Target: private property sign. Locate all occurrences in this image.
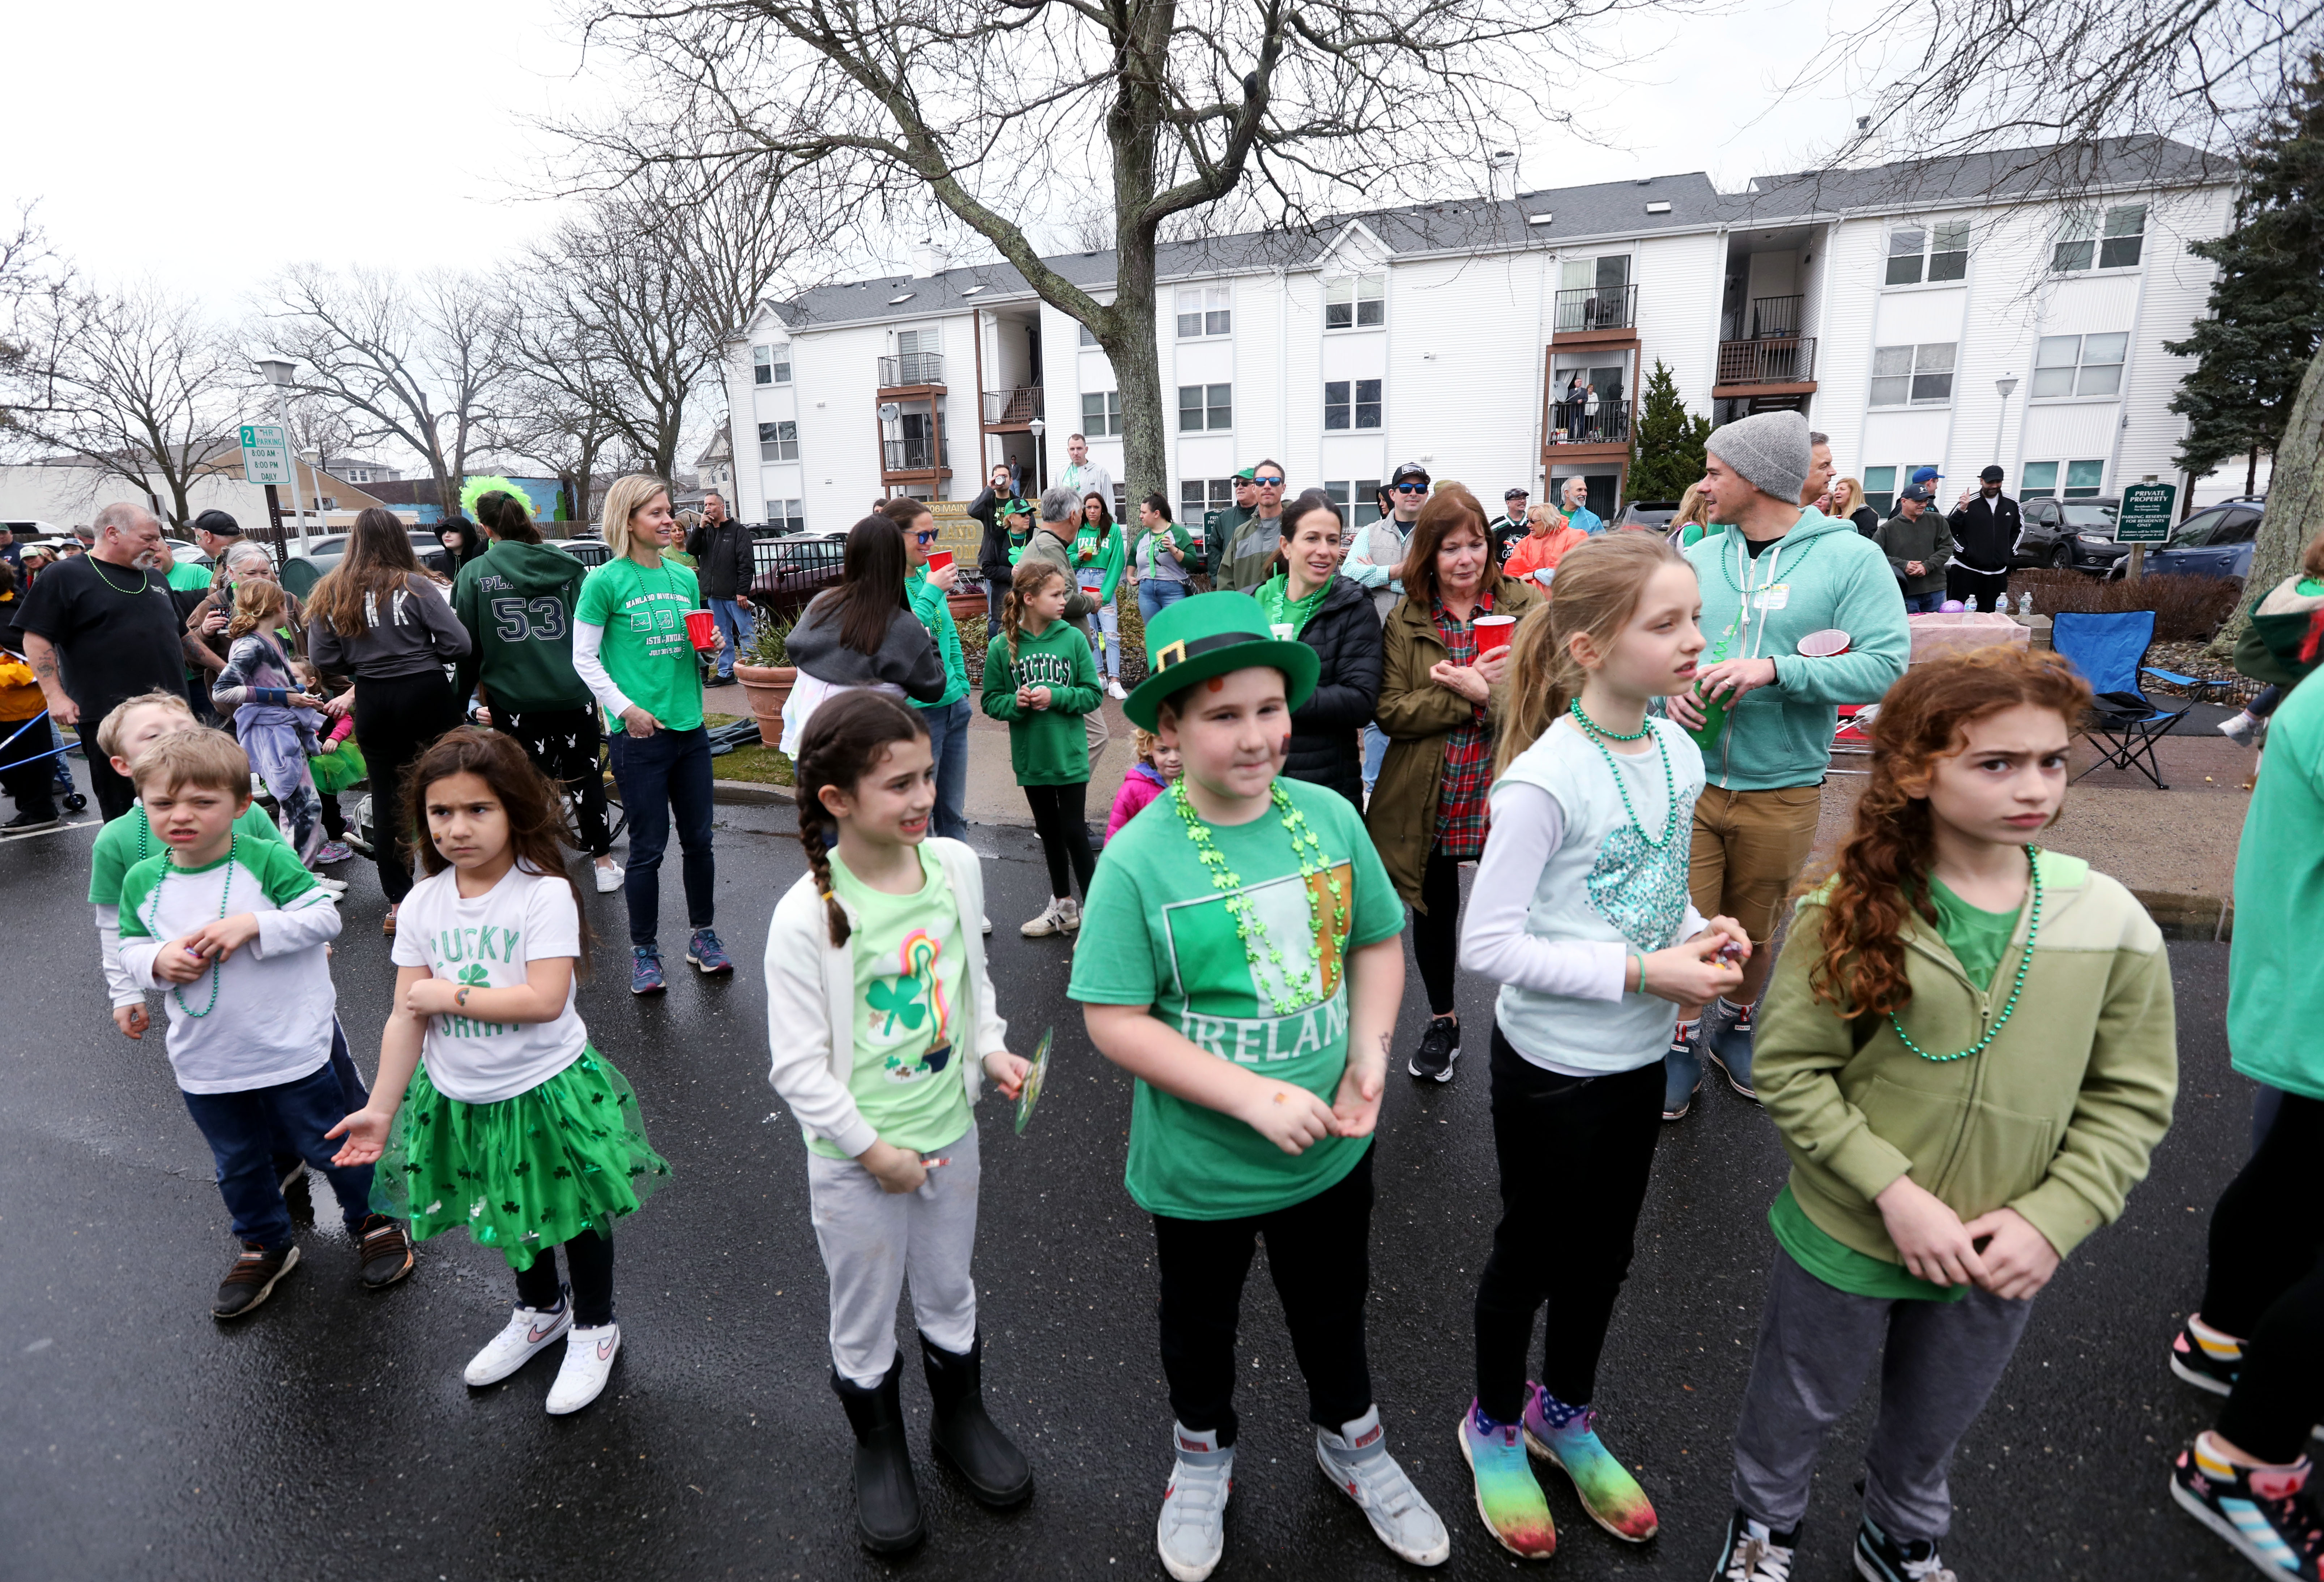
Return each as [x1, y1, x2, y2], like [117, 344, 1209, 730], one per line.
[2116, 482, 2176, 544]
[238, 424, 293, 487]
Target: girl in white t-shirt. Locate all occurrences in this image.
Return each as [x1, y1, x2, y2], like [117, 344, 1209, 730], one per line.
[330, 728, 669, 1416]
[1450, 535, 1751, 1559]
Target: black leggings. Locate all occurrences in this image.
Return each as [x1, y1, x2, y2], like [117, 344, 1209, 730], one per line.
[1154, 1147, 1374, 1445]
[1413, 845, 1464, 1017]
[498, 705, 612, 857]
[513, 1227, 615, 1328]
[1474, 1030, 1663, 1420]
[352, 670, 461, 904]
[2202, 1091, 2324, 1463]
[1023, 781, 1096, 899]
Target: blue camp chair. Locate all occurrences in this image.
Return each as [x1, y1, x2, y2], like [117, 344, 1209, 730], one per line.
[2051, 610, 2185, 788]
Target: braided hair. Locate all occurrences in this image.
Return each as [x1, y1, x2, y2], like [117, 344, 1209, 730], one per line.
[790, 689, 932, 946]
[1003, 557, 1068, 669]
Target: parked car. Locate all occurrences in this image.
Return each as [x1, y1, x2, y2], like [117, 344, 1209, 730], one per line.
[1617, 501, 1682, 530]
[2131, 501, 2264, 580]
[280, 529, 458, 598]
[748, 530, 848, 621]
[2014, 496, 2128, 572]
[544, 538, 611, 569]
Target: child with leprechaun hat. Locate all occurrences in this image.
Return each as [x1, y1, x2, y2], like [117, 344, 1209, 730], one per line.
[1070, 591, 1451, 1581]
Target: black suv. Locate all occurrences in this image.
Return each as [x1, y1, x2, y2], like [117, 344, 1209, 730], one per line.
[2013, 496, 2128, 573]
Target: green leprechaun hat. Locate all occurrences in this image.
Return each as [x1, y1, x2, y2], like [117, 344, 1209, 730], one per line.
[1123, 590, 1319, 730]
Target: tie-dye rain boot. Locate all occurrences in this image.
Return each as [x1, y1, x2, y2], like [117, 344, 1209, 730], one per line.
[1456, 1398, 1557, 1559]
[1521, 1382, 1658, 1542]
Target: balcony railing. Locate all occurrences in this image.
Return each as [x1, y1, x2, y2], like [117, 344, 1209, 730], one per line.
[1552, 285, 1638, 334]
[981, 385, 1044, 425]
[1747, 294, 1803, 339]
[882, 437, 949, 473]
[1545, 398, 1633, 445]
[877, 352, 944, 388]
[1715, 336, 1818, 386]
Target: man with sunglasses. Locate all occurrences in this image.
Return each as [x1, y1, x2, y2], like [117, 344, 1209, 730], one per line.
[1203, 466, 1261, 581]
[1215, 462, 1289, 593]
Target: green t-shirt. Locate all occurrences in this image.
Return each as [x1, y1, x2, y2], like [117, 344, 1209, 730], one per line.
[806, 844, 975, 1160]
[89, 799, 286, 906]
[165, 561, 215, 593]
[1068, 777, 1404, 1219]
[576, 556, 705, 734]
[1928, 876, 2021, 990]
[1769, 1184, 1968, 1303]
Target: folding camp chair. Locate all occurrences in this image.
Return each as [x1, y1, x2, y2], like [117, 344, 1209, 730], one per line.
[2051, 610, 2185, 788]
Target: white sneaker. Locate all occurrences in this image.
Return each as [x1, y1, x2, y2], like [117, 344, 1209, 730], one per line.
[312, 875, 348, 897]
[1156, 1423, 1234, 1582]
[545, 1321, 621, 1414]
[2219, 711, 2258, 745]
[594, 858, 624, 893]
[981, 914, 993, 935]
[464, 1298, 573, 1386]
[1316, 1407, 1451, 1566]
[1107, 679, 1129, 700]
[1020, 899, 1068, 937]
[1059, 897, 1083, 932]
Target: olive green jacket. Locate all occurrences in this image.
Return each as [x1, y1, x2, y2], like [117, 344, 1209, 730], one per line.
[1363, 573, 1542, 907]
[1758, 850, 2177, 1266]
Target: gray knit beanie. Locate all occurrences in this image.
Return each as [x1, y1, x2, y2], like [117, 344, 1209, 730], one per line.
[1704, 409, 1812, 505]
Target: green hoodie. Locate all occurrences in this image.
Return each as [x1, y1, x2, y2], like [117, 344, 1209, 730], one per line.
[906, 565, 969, 710]
[980, 617, 1099, 785]
[1681, 508, 1911, 790]
[453, 540, 593, 712]
[1758, 850, 2177, 1266]
[1070, 522, 1127, 604]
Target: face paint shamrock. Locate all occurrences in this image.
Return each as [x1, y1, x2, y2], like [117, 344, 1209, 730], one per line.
[867, 972, 928, 1036]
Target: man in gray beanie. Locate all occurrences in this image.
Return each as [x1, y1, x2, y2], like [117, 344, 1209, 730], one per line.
[1659, 408, 1910, 1120]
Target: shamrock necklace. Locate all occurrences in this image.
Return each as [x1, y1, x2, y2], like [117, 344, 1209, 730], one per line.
[141, 832, 238, 1018]
[1569, 698, 1679, 848]
[1888, 846, 2042, 1063]
[1170, 780, 1348, 1015]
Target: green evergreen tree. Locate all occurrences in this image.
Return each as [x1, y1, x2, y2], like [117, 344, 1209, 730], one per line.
[1626, 359, 1713, 502]
[2166, 56, 2324, 492]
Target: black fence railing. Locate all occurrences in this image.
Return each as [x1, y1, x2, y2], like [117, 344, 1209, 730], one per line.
[981, 385, 1044, 425]
[882, 437, 949, 472]
[1553, 285, 1638, 334]
[1748, 294, 1804, 338]
[1545, 397, 1633, 445]
[877, 352, 944, 387]
[1716, 336, 1818, 386]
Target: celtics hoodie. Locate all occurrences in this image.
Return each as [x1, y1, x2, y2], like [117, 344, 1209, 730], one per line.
[453, 540, 593, 712]
[979, 617, 1099, 785]
[1681, 508, 1911, 791]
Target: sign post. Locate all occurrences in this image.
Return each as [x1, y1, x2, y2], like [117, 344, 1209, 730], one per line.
[2115, 480, 2175, 582]
[241, 423, 310, 556]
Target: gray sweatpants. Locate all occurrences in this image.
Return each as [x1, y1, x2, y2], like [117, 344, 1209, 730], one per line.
[1731, 1245, 2035, 1542]
[806, 1119, 981, 1387]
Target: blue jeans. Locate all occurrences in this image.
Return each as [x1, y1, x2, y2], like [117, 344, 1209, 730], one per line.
[610, 724, 716, 949]
[1138, 577, 1190, 623]
[708, 597, 754, 680]
[1361, 723, 1388, 795]
[921, 694, 973, 842]
[182, 1060, 378, 1250]
[1086, 600, 1122, 679]
[1902, 590, 1945, 613]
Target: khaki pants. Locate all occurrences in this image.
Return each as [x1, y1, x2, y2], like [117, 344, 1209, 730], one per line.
[1689, 783, 1823, 1006]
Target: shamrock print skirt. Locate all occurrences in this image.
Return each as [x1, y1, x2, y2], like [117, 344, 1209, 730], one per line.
[371, 1048, 670, 1271]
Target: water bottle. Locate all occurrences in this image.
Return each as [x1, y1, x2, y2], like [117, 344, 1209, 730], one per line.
[2019, 590, 2035, 616]
[1964, 594, 1980, 613]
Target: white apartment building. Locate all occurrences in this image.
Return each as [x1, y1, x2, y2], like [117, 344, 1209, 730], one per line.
[721, 137, 2238, 536]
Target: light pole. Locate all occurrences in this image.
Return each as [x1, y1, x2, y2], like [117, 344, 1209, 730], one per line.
[1027, 416, 1046, 493]
[254, 358, 312, 557]
[1991, 373, 2018, 476]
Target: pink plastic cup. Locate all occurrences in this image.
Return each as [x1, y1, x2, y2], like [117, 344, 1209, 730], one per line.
[684, 610, 717, 651]
[1473, 614, 1517, 655]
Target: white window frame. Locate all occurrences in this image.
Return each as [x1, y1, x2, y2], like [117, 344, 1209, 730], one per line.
[1179, 478, 1234, 545]
[1323, 378, 1383, 432]
[1080, 390, 1124, 436]
[1324, 273, 1385, 329]
[766, 497, 806, 533]
[757, 420, 798, 462]
[1175, 284, 1232, 339]
[2030, 332, 2129, 399]
[1177, 382, 1233, 432]
[1868, 343, 1957, 408]
[1882, 219, 1970, 286]
[1322, 480, 1385, 528]
[752, 344, 791, 385]
[2051, 204, 2148, 273]
[2022, 459, 2107, 499]
[1859, 463, 1940, 514]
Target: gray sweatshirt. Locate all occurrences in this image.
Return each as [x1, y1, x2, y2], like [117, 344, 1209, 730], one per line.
[787, 594, 948, 702]
[306, 573, 472, 680]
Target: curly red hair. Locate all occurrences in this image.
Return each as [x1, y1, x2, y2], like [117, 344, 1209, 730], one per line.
[1806, 646, 2092, 1017]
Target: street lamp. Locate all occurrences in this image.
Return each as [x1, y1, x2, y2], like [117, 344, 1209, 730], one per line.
[254, 357, 313, 557]
[1027, 416, 1046, 493]
[1992, 374, 2018, 476]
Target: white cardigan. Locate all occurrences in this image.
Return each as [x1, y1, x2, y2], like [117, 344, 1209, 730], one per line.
[762, 836, 1009, 1158]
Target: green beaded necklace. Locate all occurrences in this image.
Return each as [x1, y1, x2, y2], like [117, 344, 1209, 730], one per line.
[1569, 698, 1678, 848]
[1886, 846, 2042, 1063]
[140, 832, 238, 1019]
[1169, 780, 1349, 1014]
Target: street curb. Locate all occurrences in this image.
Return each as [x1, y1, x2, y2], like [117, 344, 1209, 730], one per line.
[712, 778, 793, 807]
[2136, 889, 2234, 942]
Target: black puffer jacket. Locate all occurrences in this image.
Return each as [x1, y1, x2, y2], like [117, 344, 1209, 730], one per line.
[1283, 573, 1383, 807]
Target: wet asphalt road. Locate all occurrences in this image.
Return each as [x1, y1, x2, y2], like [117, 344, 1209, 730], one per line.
[1, 794, 2252, 1581]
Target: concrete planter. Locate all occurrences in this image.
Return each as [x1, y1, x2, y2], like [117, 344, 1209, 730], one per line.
[731, 662, 796, 749]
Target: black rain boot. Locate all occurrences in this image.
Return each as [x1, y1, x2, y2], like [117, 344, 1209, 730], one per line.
[832, 1364, 926, 1552]
[921, 1331, 1034, 1507]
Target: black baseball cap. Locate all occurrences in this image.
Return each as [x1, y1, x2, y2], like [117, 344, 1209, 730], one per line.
[1504, 487, 1529, 501]
[1391, 462, 1430, 487]
[1979, 465, 2005, 483]
[190, 509, 243, 537]
[1900, 485, 1934, 503]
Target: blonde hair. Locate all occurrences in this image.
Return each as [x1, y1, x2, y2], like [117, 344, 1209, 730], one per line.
[95, 689, 193, 759]
[1672, 480, 1711, 529]
[1002, 557, 1068, 667]
[1830, 477, 1865, 518]
[1497, 534, 1689, 774]
[600, 474, 673, 559]
[128, 726, 250, 798]
[226, 577, 286, 640]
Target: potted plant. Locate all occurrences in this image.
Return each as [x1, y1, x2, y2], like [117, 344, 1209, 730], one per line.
[731, 612, 797, 749]
[946, 572, 988, 625]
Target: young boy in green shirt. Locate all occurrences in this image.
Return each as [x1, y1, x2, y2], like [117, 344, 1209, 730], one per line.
[1070, 591, 1451, 1581]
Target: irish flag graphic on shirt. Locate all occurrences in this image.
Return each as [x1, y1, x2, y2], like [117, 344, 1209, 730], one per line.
[1159, 861, 1355, 1064]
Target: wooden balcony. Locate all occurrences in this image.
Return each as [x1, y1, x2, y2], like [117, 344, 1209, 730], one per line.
[981, 385, 1043, 429]
[1713, 335, 1818, 400]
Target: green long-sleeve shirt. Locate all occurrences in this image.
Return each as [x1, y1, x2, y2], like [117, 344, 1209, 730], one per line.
[980, 618, 1099, 785]
[906, 566, 969, 709]
[1070, 522, 1127, 604]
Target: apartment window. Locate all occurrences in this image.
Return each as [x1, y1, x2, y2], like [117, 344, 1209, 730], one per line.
[767, 497, 805, 533]
[1322, 480, 1384, 529]
[1177, 382, 1232, 432]
[1180, 478, 1235, 548]
[2031, 332, 2128, 398]
[757, 420, 798, 462]
[1079, 322, 1098, 346]
[2052, 204, 2148, 272]
[752, 345, 791, 385]
[1080, 390, 1124, 436]
[1884, 220, 1970, 285]
[1176, 285, 1232, 338]
[1323, 378, 1383, 431]
[1325, 273, 1385, 329]
[2022, 460, 2107, 499]
[1859, 463, 1939, 514]
[1869, 343, 1956, 406]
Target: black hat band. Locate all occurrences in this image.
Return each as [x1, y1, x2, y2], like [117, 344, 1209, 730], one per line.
[1152, 629, 1269, 674]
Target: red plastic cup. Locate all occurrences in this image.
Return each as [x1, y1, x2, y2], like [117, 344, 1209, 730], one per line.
[925, 548, 954, 573]
[684, 610, 717, 650]
[1473, 614, 1517, 654]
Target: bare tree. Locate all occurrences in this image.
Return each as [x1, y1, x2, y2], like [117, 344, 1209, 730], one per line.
[256, 265, 512, 523]
[0, 204, 69, 444]
[281, 390, 363, 476]
[564, 0, 1670, 508]
[494, 352, 632, 528]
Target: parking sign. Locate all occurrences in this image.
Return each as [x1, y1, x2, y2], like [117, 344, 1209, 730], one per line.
[2116, 483, 2176, 544]
[239, 424, 293, 487]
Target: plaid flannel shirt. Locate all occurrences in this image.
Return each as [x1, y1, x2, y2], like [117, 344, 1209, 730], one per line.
[1431, 591, 1494, 859]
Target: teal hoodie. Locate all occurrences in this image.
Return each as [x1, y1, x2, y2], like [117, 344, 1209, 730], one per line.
[1070, 522, 1126, 603]
[907, 565, 970, 710]
[1681, 508, 1909, 791]
[453, 539, 593, 712]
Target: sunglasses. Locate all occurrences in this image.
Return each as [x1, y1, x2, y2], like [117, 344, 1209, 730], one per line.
[1395, 483, 1429, 494]
[1252, 476, 1284, 487]
[913, 530, 939, 544]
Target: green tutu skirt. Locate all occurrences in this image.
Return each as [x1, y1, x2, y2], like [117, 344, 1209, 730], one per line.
[371, 1047, 670, 1271]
